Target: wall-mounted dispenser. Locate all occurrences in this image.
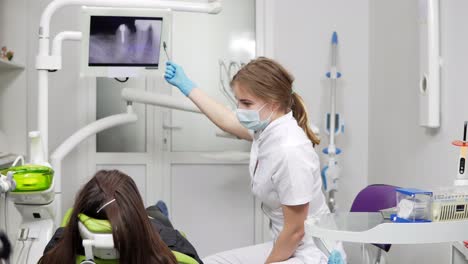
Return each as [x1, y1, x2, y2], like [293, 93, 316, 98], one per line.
[418, 0, 441, 128]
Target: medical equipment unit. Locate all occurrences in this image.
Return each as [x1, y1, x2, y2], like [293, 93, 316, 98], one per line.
[80, 7, 172, 77]
[429, 121, 468, 222]
[390, 186, 468, 223]
[392, 188, 433, 223]
[0, 165, 56, 263]
[389, 123, 468, 223]
[432, 186, 468, 222]
[392, 186, 468, 223]
[0, 132, 56, 263]
[453, 121, 468, 186]
[0, 1, 221, 263]
[391, 186, 468, 223]
[321, 31, 345, 213]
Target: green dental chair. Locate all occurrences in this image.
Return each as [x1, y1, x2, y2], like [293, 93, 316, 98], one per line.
[61, 208, 200, 264]
[2, 165, 199, 264]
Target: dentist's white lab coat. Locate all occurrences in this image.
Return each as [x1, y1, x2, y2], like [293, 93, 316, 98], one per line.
[251, 111, 330, 263]
[204, 112, 336, 264]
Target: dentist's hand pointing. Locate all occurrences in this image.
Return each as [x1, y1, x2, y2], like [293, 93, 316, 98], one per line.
[164, 61, 196, 96]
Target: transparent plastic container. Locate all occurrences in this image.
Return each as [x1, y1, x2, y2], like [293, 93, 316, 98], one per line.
[1, 164, 54, 192]
[395, 188, 433, 222]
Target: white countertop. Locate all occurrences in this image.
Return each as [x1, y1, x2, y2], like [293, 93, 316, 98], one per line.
[306, 212, 468, 244]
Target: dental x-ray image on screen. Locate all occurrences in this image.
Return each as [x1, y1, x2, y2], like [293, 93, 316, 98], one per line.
[89, 16, 162, 67]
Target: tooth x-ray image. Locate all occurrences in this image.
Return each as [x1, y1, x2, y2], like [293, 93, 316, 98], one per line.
[89, 16, 163, 67]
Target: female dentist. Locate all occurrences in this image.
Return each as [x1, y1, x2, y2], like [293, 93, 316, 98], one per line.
[164, 57, 344, 264]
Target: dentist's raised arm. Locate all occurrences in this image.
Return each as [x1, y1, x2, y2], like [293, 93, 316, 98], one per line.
[164, 61, 252, 141]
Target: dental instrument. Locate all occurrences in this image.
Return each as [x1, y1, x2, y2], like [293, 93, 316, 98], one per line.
[321, 31, 344, 212]
[163, 41, 171, 61]
[453, 121, 468, 186]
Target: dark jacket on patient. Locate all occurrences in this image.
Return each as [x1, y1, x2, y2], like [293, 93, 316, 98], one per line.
[44, 217, 203, 263]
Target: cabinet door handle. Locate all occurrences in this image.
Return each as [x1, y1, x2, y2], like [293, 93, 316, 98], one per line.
[163, 125, 182, 130]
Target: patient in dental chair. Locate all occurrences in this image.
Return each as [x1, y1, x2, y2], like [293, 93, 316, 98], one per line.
[40, 170, 203, 264]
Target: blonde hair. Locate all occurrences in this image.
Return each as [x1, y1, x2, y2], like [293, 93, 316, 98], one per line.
[231, 57, 320, 145]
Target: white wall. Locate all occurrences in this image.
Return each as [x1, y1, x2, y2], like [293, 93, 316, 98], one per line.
[369, 0, 468, 263]
[0, 0, 28, 156]
[271, 0, 370, 213]
[269, 2, 369, 262]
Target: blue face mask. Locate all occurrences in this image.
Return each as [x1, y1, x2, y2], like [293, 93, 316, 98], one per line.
[236, 104, 274, 131]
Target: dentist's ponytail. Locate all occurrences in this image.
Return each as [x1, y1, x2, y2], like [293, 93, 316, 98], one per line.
[231, 57, 320, 146]
[291, 92, 320, 145]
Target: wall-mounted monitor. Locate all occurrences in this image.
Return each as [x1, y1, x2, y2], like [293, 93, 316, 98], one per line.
[80, 7, 171, 77]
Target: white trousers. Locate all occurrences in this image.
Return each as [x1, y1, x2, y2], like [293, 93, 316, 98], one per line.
[202, 242, 320, 264]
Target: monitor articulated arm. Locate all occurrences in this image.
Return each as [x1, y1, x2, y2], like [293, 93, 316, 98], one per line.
[121, 88, 202, 114]
[36, 0, 221, 161]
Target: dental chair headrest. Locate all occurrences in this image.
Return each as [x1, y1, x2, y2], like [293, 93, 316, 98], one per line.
[78, 214, 118, 260]
[78, 214, 112, 234]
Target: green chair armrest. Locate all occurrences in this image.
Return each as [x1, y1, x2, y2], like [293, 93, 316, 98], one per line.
[61, 208, 73, 227]
[76, 251, 199, 264]
[173, 251, 199, 264]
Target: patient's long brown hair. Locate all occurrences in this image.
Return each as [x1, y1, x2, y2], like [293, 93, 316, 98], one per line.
[40, 170, 177, 264]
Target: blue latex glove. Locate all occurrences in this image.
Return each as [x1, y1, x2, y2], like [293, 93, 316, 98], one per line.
[328, 250, 344, 264]
[164, 61, 196, 96]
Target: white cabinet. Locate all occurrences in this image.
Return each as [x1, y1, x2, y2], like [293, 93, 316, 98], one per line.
[171, 164, 255, 257]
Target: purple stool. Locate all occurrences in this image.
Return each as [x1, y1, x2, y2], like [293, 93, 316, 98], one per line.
[350, 184, 399, 252]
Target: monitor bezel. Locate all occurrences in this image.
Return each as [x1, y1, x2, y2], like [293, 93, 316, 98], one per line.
[80, 6, 172, 77]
